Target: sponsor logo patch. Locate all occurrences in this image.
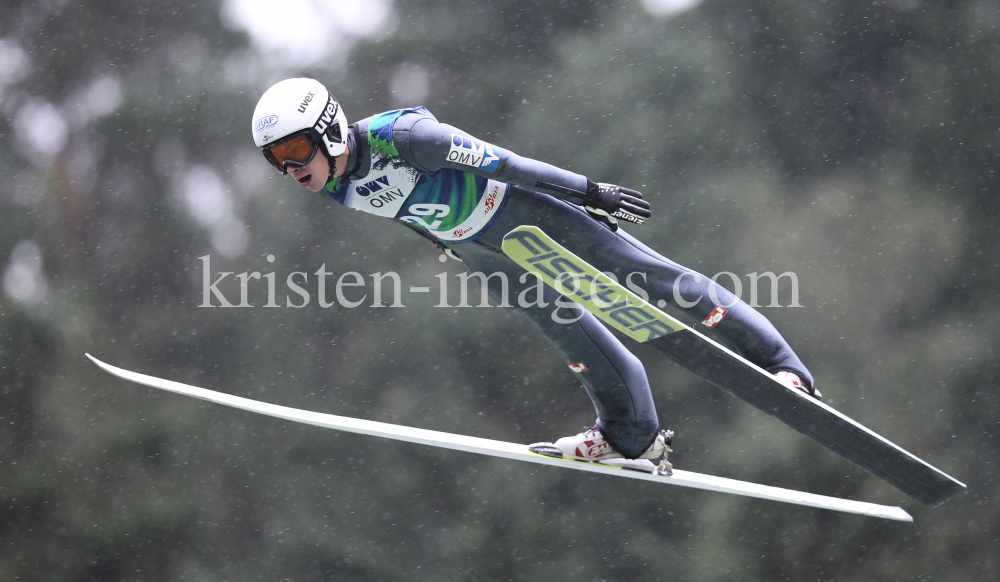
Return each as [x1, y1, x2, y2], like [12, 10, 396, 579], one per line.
[701, 305, 727, 328]
[253, 115, 278, 133]
[447, 134, 500, 172]
[451, 225, 474, 238]
[484, 184, 500, 215]
[355, 175, 390, 197]
[568, 362, 588, 373]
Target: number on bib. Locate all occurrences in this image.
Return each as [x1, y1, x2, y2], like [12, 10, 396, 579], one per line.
[401, 203, 451, 230]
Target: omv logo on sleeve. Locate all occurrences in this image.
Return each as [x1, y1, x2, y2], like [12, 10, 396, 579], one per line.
[253, 115, 279, 133]
[446, 134, 500, 172]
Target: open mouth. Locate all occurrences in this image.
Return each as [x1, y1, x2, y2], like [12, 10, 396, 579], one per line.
[297, 174, 312, 186]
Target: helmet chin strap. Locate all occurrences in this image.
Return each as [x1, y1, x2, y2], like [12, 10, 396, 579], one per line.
[322, 134, 339, 185]
[326, 154, 337, 185]
[322, 127, 358, 185]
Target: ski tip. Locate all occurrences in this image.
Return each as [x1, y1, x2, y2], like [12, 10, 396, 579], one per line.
[85, 353, 117, 375]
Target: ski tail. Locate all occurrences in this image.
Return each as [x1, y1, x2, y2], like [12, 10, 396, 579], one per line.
[500, 225, 965, 506]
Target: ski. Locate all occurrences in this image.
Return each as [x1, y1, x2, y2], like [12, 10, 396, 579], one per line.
[87, 354, 910, 521]
[501, 225, 965, 506]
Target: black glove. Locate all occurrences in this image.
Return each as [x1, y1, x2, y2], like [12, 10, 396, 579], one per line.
[584, 180, 651, 226]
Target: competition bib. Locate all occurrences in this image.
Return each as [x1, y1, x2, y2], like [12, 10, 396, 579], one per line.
[325, 108, 508, 242]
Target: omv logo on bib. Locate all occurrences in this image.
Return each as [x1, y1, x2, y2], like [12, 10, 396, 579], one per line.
[447, 134, 500, 172]
[253, 115, 279, 133]
[355, 175, 391, 196]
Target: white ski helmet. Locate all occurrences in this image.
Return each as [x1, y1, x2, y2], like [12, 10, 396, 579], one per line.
[251, 78, 349, 172]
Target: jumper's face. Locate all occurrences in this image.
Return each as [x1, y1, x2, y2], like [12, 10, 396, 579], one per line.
[287, 151, 331, 192]
[285, 144, 350, 192]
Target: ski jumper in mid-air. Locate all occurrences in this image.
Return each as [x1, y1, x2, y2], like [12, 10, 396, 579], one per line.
[250, 78, 818, 463]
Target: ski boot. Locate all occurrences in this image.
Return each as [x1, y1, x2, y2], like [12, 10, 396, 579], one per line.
[529, 427, 674, 475]
[774, 371, 822, 400]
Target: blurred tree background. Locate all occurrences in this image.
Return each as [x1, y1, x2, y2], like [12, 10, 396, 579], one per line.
[1, 0, 998, 580]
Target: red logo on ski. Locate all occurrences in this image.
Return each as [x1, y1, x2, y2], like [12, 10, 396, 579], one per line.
[568, 362, 588, 373]
[701, 305, 727, 328]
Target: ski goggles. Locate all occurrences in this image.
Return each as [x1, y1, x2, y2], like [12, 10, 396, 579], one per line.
[261, 132, 319, 174]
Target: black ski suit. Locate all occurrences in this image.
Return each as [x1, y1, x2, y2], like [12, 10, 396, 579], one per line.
[323, 107, 814, 458]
